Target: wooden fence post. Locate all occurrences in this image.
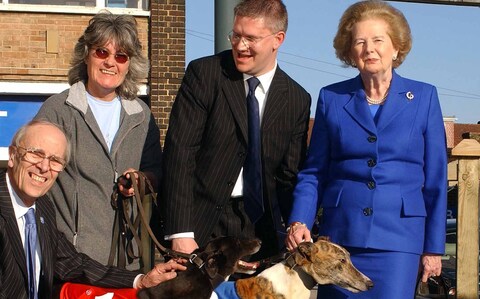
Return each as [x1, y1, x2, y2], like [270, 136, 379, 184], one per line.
[451, 139, 480, 298]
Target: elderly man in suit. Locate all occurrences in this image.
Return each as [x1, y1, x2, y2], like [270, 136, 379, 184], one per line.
[161, 0, 311, 260]
[0, 120, 185, 299]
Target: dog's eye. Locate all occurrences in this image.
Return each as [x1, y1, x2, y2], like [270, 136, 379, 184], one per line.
[340, 258, 346, 264]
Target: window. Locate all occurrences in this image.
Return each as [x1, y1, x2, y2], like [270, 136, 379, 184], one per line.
[3, 0, 148, 10]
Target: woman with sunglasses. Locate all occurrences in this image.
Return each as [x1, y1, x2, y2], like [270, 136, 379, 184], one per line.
[34, 11, 162, 271]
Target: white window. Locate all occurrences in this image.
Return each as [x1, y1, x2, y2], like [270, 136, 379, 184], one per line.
[1, 0, 148, 11]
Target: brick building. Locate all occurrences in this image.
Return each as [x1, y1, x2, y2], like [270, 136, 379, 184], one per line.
[0, 0, 185, 164]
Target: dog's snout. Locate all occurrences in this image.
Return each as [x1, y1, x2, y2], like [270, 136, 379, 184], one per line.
[366, 280, 374, 290]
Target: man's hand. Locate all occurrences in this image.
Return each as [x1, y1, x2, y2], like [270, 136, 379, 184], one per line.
[285, 222, 311, 251]
[136, 260, 187, 289]
[420, 254, 442, 283]
[172, 238, 199, 254]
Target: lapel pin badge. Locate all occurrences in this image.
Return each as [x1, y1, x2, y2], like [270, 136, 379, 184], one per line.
[406, 91, 414, 101]
[40, 217, 45, 224]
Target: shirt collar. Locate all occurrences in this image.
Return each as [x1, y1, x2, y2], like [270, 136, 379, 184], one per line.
[6, 172, 35, 221]
[243, 61, 277, 94]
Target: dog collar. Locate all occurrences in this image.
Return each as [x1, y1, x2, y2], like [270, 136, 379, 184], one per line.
[285, 252, 298, 269]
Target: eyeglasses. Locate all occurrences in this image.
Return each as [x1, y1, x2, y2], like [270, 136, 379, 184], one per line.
[16, 146, 66, 172]
[93, 48, 129, 64]
[227, 31, 277, 49]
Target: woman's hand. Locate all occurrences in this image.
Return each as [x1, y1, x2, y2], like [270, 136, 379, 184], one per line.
[420, 254, 442, 283]
[285, 222, 311, 251]
[117, 168, 138, 197]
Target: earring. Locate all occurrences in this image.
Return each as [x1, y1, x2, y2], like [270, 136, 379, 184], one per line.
[393, 55, 398, 61]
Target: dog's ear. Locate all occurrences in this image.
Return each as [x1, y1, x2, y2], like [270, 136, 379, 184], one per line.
[205, 255, 219, 278]
[295, 242, 317, 264]
[317, 236, 330, 242]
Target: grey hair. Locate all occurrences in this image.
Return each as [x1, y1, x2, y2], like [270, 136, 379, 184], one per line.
[11, 120, 71, 164]
[68, 11, 148, 100]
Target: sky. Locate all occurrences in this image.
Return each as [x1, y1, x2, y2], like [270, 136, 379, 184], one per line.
[185, 0, 480, 124]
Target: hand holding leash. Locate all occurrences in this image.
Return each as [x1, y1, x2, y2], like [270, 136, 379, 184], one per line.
[117, 168, 138, 197]
[172, 238, 199, 254]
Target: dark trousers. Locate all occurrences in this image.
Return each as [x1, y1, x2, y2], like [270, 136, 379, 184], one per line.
[210, 197, 280, 261]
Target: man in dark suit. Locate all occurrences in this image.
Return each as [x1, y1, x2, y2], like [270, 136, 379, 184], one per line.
[161, 0, 311, 259]
[0, 120, 185, 299]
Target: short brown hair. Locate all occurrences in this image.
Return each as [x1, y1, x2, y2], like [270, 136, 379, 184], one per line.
[234, 0, 288, 33]
[333, 0, 412, 68]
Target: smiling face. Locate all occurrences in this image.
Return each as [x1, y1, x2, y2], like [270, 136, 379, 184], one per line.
[7, 124, 67, 207]
[350, 18, 398, 78]
[231, 16, 284, 77]
[86, 41, 130, 101]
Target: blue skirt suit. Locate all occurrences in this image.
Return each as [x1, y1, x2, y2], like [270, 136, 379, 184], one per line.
[289, 71, 447, 298]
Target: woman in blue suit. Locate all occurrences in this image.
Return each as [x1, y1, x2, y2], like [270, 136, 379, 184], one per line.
[285, 1, 447, 298]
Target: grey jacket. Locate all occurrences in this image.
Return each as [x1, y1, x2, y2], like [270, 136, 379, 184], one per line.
[34, 81, 162, 269]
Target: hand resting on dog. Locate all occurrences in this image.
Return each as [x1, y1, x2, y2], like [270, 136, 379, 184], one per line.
[135, 260, 187, 289]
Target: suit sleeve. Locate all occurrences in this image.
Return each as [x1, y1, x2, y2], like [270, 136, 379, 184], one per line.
[422, 86, 447, 254]
[289, 88, 330, 228]
[139, 112, 163, 189]
[37, 197, 139, 287]
[54, 231, 139, 287]
[276, 88, 311, 223]
[161, 60, 210, 235]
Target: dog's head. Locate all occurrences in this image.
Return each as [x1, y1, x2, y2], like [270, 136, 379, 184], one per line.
[195, 236, 262, 279]
[137, 236, 261, 299]
[293, 237, 373, 293]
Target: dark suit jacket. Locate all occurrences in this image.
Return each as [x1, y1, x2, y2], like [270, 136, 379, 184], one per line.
[161, 50, 311, 247]
[289, 71, 447, 255]
[0, 171, 138, 299]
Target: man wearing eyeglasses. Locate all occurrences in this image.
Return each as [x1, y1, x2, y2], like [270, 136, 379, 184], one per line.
[161, 0, 311, 261]
[0, 120, 186, 299]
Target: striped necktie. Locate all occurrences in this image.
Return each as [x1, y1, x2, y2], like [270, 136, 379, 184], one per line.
[243, 76, 264, 223]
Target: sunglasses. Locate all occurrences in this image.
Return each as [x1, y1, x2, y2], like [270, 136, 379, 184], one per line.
[93, 48, 129, 64]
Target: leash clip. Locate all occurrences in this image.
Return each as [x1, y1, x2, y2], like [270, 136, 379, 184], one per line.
[189, 253, 205, 269]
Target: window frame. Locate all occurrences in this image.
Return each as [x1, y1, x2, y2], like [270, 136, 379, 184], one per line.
[0, 0, 149, 15]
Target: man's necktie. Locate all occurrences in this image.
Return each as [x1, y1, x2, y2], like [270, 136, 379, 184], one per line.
[243, 77, 264, 224]
[24, 208, 37, 299]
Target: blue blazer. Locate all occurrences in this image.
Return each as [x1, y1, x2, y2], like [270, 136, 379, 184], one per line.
[289, 71, 447, 255]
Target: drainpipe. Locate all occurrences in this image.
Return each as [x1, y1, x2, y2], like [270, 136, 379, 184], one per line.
[215, 0, 240, 53]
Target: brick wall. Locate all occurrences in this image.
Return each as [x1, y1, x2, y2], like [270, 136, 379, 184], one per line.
[149, 0, 185, 143]
[0, 12, 149, 82]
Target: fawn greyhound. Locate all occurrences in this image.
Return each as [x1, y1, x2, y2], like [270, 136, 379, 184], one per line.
[235, 237, 374, 299]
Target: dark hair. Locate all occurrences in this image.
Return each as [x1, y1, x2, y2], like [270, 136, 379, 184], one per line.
[334, 0, 412, 68]
[234, 0, 288, 33]
[68, 11, 148, 100]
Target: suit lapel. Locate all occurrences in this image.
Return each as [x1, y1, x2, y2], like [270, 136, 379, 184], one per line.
[262, 68, 289, 132]
[0, 171, 29, 278]
[35, 196, 50, 281]
[221, 59, 249, 142]
[344, 76, 377, 134]
[376, 71, 410, 132]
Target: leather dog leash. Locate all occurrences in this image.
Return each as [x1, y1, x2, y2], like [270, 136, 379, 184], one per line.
[110, 171, 220, 282]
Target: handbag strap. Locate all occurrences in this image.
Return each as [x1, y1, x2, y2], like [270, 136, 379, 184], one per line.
[415, 274, 449, 299]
